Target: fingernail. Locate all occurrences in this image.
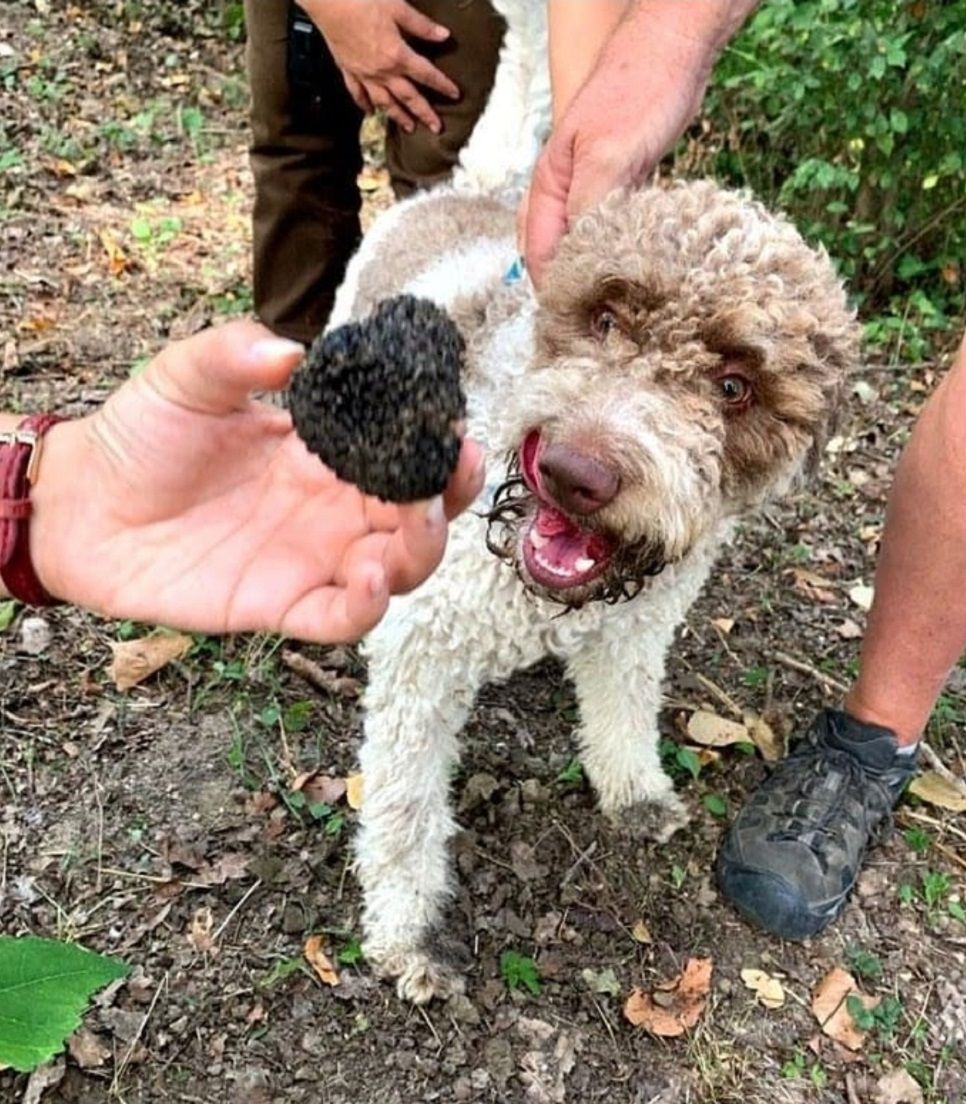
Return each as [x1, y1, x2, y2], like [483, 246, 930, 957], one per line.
[425, 496, 445, 529]
[431, 121, 442, 135]
[433, 24, 450, 39]
[251, 337, 304, 363]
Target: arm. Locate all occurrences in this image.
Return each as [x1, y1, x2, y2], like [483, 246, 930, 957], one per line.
[524, 0, 761, 286]
[548, 0, 631, 123]
[1, 322, 484, 643]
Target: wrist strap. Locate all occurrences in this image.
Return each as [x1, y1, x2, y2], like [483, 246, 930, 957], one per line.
[0, 414, 66, 606]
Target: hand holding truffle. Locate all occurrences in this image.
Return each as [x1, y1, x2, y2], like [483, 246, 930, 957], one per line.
[20, 321, 484, 642]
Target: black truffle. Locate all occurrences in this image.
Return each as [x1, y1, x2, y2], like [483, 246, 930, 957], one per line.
[288, 295, 467, 503]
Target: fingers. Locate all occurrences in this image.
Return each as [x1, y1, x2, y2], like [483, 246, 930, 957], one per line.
[392, 1, 450, 45]
[442, 437, 486, 520]
[388, 75, 442, 134]
[147, 320, 304, 416]
[400, 49, 460, 101]
[344, 72, 373, 113]
[283, 565, 391, 645]
[522, 135, 574, 290]
[366, 81, 417, 133]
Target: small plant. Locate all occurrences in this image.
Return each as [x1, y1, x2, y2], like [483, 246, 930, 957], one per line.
[781, 1048, 827, 1087]
[257, 956, 307, 989]
[845, 946, 883, 981]
[556, 758, 584, 786]
[660, 738, 702, 782]
[500, 950, 541, 995]
[903, 825, 932, 854]
[670, 863, 688, 891]
[847, 993, 903, 1040]
[741, 666, 770, 689]
[337, 938, 364, 966]
[702, 792, 728, 818]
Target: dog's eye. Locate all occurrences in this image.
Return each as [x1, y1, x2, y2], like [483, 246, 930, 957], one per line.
[718, 373, 753, 409]
[590, 307, 618, 339]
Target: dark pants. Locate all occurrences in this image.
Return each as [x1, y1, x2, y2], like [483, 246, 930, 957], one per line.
[244, 0, 505, 342]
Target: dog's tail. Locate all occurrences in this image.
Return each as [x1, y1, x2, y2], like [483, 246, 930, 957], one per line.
[451, 0, 550, 196]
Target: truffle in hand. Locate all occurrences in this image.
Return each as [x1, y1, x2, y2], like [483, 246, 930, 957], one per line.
[288, 295, 467, 503]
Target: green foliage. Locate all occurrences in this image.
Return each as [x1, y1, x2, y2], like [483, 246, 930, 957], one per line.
[556, 758, 584, 786]
[0, 600, 16, 632]
[847, 993, 903, 1040]
[0, 937, 129, 1072]
[694, 0, 965, 329]
[337, 938, 364, 966]
[903, 825, 932, 854]
[500, 950, 541, 995]
[845, 946, 883, 981]
[702, 792, 728, 818]
[660, 738, 703, 782]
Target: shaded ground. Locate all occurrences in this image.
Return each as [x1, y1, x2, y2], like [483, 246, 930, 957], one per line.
[1, 5, 964, 1102]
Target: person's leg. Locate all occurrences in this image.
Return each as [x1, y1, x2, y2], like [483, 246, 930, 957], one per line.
[846, 331, 966, 744]
[718, 331, 966, 938]
[245, 0, 363, 342]
[385, 0, 506, 197]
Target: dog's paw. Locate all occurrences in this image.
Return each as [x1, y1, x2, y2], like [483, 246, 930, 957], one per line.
[607, 790, 692, 843]
[366, 936, 471, 1005]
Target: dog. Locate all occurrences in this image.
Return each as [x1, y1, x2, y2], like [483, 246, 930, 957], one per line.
[323, 4, 858, 1005]
[329, 177, 858, 1004]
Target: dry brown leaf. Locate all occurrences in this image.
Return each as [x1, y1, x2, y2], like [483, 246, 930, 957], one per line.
[67, 1028, 112, 1069]
[623, 957, 712, 1036]
[849, 583, 875, 612]
[304, 934, 340, 986]
[907, 771, 966, 813]
[790, 567, 838, 605]
[744, 712, 785, 762]
[196, 852, 249, 886]
[345, 773, 365, 810]
[835, 618, 864, 640]
[875, 1068, 925, 1104]
[740, 967, 785, 1009]
[187, 906, 216, 955]
[687, 710, 749, 748]
[711, 617, 735, 634]
[631, 919, 653, 944]
[292, 772, 347, 807]
[109, 633, 193, 690]
[811, 967, 878, 1051]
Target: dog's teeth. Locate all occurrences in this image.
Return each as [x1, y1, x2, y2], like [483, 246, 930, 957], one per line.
[529, 528, 548, 549]
[575, 557, 596, 573]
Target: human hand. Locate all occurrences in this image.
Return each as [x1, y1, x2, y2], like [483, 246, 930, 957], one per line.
[30, 322, 485, 643]
[301, 0, 459, 134]
[523, 1, 757, 287]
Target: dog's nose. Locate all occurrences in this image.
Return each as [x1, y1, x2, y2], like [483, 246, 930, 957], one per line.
[538, 444, 620, 514]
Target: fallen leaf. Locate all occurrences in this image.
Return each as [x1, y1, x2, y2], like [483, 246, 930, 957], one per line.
[623, 957, 712, 1036]
[835, 618, 864, 640]
[23, 1058, 65, 1104]
[109, 632, 193, 690]
[743, 712, 785, 762]
[790, 567, 838, 605]
[345, 773, 364, 810]
[687, 710, 749, 748]
[196, 852, 250, 886]
[581, 967, 621, 996]
[630, 920, 653, 944]
[292, 772, 346, 806]
[875, 1068, 925, 1104]
[304, 935, 339, 986]
[187, 906, 216, 955]
[811, 968, 878, 1051]
[848, 583, 874, 612]
[67, 1027, 112, 1069]
[99, 229, 132, 276]
[741, 967, 786, 1009]
[907, 771, 966, 813]
[19, 615, 52, 656]
[711, 617, 735, 634]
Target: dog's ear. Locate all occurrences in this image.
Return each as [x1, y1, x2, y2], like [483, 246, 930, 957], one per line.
[799, 326, 860, 480]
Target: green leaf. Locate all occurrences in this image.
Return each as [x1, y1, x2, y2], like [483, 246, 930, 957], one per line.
[556, 758, 584, 786]
[337, 938, 364, 966]
[0, 600, 17, 633]
[702, 793, 728, 818]
[0, 937, 129, 1072]
[676, 746, 702, 781]
[129, 217, 152, 241]
[500, 950, 541, 995]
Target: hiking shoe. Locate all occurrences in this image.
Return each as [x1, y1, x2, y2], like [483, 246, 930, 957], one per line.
[716, 708, 918, 939]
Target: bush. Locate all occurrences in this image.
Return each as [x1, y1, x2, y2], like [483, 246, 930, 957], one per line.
[683, 0, 965, 329]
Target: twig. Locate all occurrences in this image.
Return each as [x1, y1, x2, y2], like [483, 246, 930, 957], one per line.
[694, 672, 743, 719]
[111, 970, 169, 1097]
[417, 1005, 441, 1049]
[845, 1072, 862, 1104]
[213, 879, 262, 942]
[919, 741, 966, 799]
[559, 840, 598, 888]
[282, 648, 361, 698]
[774, 651, 848, 695]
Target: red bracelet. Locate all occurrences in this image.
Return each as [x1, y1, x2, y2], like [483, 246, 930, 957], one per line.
[0, 414, 67, 606]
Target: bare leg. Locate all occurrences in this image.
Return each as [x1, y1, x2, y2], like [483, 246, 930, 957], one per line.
[846, 332, 966, 746]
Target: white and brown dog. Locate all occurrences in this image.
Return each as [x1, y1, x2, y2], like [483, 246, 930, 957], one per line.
[326, 3, 858, 1004]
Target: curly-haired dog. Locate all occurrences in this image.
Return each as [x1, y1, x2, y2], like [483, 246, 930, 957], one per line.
[328, 176, 858, 1004]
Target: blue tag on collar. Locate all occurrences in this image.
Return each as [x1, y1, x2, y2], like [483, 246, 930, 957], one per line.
[503, 256, 525, 285]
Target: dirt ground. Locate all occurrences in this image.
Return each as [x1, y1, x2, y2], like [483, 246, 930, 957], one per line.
[1, 4, 964, 1103]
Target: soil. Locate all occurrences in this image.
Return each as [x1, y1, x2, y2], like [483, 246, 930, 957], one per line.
[1, 4, 964, 1103]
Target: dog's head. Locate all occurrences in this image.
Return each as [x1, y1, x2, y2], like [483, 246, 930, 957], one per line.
[487, 180, 858, 607]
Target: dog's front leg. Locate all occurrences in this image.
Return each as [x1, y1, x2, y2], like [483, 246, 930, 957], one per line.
[566, 616, 690, 843]
[355, 645, 476, 1004]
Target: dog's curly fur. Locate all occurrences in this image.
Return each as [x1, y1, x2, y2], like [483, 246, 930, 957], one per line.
[329, 176, 858, 1004]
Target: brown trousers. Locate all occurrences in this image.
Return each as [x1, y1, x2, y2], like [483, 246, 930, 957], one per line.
[244, 0, 505, 342]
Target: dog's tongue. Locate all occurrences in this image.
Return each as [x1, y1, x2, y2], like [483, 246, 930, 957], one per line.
[527, 504, 612, 585]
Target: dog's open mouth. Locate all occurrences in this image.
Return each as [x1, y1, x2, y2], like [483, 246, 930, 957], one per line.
[518, 431, 616, 590]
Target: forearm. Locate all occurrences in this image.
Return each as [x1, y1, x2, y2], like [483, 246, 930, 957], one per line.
[548, 0, 631, 122]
